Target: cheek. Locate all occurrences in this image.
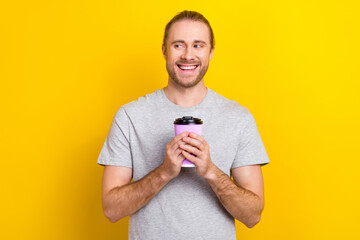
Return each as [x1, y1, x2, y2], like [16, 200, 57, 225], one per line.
[168, 49, 184, 58]
[170, 52, 181, 60]
[200, 55, 211, 63]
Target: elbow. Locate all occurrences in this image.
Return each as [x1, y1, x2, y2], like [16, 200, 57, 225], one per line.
[104, 208, 121, 223]
[244, 214, 261, 228]
[107, 216, 118, 224]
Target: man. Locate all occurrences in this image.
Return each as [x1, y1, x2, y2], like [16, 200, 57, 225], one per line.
[97, 10, 269, 239]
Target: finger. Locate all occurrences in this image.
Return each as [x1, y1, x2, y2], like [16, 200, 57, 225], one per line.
[171, 139, 186, 152]
[178, 140, 186, 147]
[182, 136, 204, 150]
[172, 147, 185, 162]
[188, 132, 204, 141]
[169, 132, 189, 149]
[179, 144, 202, 156]
[174, 147, 183, 156]
[181, 150, 199, 164]
[177, 151, 185, 161]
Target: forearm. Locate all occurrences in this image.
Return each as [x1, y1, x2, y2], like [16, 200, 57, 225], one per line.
[205, 166, 263, 228]
[103, 166, 170, 223]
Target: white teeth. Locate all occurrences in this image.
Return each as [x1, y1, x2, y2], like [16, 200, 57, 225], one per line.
[179, 65, 197, 70]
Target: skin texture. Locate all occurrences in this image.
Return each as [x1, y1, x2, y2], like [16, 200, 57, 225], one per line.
[162, 20, 214, 108]
[102, 132, 188, 222]
[101, 19, 266, 228]
[162, 20, 214, 89]
[180, 133, 264, 228]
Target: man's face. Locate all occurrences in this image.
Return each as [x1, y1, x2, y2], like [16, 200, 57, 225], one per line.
[162, 20, 214, 88]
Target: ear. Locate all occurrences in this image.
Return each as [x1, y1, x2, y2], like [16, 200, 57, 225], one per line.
[209, 47, 214, 61]
[162, 45, 167, 60]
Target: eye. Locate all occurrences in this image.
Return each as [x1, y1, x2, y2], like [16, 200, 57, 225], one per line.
[174, 44, 183, 49]
[194, 44, 203, 48]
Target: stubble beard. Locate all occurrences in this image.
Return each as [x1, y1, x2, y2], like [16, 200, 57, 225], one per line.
[166, 61, 209, 89]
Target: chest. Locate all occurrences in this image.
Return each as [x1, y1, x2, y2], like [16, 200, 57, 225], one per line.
[129, 116, 241, 178]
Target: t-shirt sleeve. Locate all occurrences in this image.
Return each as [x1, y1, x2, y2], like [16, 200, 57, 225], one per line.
[97, 107, 133, 168]
[231, 110, 270, 169]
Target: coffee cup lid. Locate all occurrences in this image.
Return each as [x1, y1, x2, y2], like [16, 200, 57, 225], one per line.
[174, 116, 203, 125]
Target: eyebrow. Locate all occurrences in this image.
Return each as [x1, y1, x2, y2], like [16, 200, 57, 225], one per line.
[171, 40, 207, 45]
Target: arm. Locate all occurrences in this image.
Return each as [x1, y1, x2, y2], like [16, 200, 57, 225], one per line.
[205, 165, 264, 228]
[180, 133, 265, 228]
[101, 131, 189, 223]
[102, 165, 170, 223]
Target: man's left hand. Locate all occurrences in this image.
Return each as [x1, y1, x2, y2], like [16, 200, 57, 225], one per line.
[179, 132, 216, 179]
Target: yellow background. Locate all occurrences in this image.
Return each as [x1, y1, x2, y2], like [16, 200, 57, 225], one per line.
[1, 0, 359, 239]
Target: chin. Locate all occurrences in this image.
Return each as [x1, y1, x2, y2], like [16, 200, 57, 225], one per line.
[175, 78, 202, 88]
[181, 82, 202, 89]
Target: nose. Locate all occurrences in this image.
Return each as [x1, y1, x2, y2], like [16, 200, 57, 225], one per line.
[181, 47, 195, 60]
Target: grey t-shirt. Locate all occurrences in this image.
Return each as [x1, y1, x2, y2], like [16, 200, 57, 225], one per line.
[97, 88, 269, 240]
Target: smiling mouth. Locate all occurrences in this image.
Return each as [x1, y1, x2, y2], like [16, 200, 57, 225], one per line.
[177, 65, 199, 71]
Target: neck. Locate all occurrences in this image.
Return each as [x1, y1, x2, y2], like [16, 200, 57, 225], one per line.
[163, 80, 208, 107]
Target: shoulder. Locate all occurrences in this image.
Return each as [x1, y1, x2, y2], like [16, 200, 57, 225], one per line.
[115, 89, 162, 116]
[209, 89, 252, 119]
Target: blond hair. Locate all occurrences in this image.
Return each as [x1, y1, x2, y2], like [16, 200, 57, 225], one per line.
[163, 10, 215, 50]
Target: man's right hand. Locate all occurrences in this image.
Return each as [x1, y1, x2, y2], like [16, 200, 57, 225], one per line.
[160, 131, 189, 180]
